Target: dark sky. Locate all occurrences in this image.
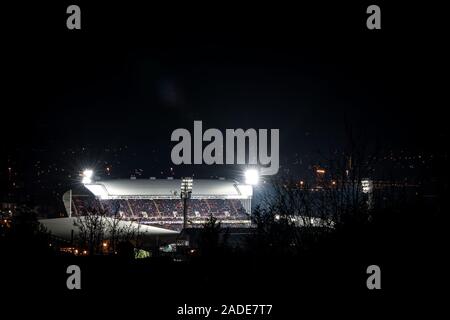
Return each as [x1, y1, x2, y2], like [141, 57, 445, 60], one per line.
[3, 1, 448, 179]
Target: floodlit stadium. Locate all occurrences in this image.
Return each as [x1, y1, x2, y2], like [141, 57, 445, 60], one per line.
[63, 177, 253, 232]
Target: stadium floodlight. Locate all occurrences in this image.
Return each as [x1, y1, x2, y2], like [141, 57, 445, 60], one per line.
[83, 169, 93, 178]
[82, 176, 91, 184]
[82, 169, 94, 184]
[180, 177, 193, 230]
[361, 178, 374, 210]
[361, 179, 373, 194]
[244, 169, 259, 185]
[180, 177, 193, 198]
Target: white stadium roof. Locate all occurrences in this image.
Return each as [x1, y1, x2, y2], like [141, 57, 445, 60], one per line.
[83, 179, 253, 200]
[40, 217, 179, 241]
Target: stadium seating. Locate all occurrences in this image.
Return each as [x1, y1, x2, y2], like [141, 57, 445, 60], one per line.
[72, 196, 250, 226]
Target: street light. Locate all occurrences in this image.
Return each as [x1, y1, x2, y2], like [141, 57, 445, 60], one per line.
[180, 177, 193, 230]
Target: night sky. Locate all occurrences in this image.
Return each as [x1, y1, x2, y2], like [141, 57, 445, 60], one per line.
[2, 2, 448, 184]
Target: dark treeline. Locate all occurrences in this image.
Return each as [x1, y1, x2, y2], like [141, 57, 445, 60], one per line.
[1, 141, 447, 315]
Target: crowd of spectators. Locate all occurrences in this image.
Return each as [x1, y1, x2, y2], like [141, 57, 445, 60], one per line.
[72, 197, 249, 221]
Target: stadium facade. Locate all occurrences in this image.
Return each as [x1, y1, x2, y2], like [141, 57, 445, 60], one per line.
[63, 178, 253, 232]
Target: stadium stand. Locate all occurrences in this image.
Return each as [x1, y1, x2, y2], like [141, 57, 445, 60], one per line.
[67, 178, 252, 231]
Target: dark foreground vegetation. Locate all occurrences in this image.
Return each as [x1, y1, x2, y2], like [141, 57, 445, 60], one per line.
[1, 179, 447, 318]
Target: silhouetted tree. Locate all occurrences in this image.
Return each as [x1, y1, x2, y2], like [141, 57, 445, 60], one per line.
[74, 207, 142, 256]
[0, 206, 51, 257]
[198, 215, 229, 258]
[75, 208, 107, 255]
